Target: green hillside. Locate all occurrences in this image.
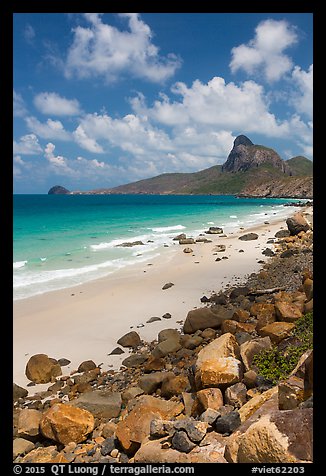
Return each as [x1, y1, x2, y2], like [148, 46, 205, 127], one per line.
[51, 135, 313, 198]
[286, 156, 313, 176]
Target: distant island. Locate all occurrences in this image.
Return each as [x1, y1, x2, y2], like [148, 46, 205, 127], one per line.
[48, 135, 313, 198]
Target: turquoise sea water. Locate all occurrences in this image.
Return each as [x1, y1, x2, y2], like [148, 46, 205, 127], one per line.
[13, 194, 302, 300]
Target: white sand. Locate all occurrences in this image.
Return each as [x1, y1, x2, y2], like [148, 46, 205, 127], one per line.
[13, 213, 301, 391]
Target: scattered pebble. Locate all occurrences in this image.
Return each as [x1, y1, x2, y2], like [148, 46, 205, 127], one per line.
[162, 313, 172, 319]
[162, 282, 174, 290]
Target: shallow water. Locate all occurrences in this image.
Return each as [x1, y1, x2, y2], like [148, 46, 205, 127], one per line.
[13, 194, 301, 300]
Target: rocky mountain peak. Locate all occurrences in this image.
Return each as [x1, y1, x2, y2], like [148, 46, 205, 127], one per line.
[222, 135, 289, 174]
[233, 135, 253, 148]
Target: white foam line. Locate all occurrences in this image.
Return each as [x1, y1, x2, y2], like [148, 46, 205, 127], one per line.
[13, 260, 27, 269]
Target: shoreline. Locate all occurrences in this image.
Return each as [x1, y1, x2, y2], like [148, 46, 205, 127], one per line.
[13, 199, 306, 302]
[13, 208, 312, 391]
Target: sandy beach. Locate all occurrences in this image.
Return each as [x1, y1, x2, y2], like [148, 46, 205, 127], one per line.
[13, 210, 311, 390]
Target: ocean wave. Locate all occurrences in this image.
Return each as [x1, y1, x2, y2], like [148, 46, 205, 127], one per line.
[14, 259, 126, 288]
[229, 215, 238, 218]
[13, 252, 161, 300]
[150, 225, 186, 233]
[90, 234, 150, 251]
[13, 260, 27, 269]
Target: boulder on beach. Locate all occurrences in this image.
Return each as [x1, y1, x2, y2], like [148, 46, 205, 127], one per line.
[195, 334, 242, 389]
[161, 375, 191, 398]
[303, 278, 313, 301]
[262, 248, 275, 257]
[196, 237, 212, 243]
[40, 403, 95, 445]
[162, 282, 174, 290]
[238, 233, 259, 241]
[68, 390, 122, 419]
[134, 435, 227, 463]
[173, 233, 186, 241]
[116, 241, 145, 247]
[196, 357, 243, 389]
[122, 354, 149, 368]
[274, 302, 303, 322]
[251, 302, 276, 331]
[286, 213, 310, 236]
[73, 368, 100, 385]
[205, 226, 223, 235]
[215, 244, 226, 252]
[179, 238, 195, 245]
[183, 306, 233, 334]
[109, 347, 125, 355]
[278, 375, 305, 410]
[236, 408, 312, 463]
[214, 410, 241, 435]
[259, 322, 295, 343]
[13, 383, 28, 401]
[146, 316, 161, 323]
[19, 445, 62, 463]
[229, 286, 250, 300]
[158, 328, 180, 343]
[25, 354, 62, 384]
[13, 438, 35, 459]
[152, 338, 182, 358]
[224, 383, 248, 408]
[77, 360, 97, 373]
[240, 337, 272, 372]
[139, 371, 175, 394]
[117, 331, 141, 348]
[162, 312, 172, 319]
[196, 333, 240, 365]
[115, 395, 183, 454]
[275, 229, 290, 238]
[196, 388, 224, 411]
[57, 358, 71, 367]
[17, 409, 42, 437]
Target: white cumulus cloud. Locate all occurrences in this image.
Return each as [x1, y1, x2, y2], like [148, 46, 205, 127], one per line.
[132, 76, 289, 137]
[44, 142, 66, 166]
[74, 112, 173, 155]
[25, 116, 71, 141]
[64, 13, 181, 83]
[230, 19, 298, 82]
[34, 92, 81, 116]
[13, 134, 43, 155]
[290, 64, 313, 119]
[73, 125, 105, 153]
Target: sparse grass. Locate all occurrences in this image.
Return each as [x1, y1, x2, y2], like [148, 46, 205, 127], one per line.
[253, 312, 313, 384]
[286, 156, 313, 176]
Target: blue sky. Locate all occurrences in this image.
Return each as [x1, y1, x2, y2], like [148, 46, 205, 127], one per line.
[13, 13, 313, 193]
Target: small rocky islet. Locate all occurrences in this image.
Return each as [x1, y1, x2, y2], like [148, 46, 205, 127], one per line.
[13, 211, 313, 464]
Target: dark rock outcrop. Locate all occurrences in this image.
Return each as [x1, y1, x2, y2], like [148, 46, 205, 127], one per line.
[48, 185, 70, 195]
[222, 136, 289, 174]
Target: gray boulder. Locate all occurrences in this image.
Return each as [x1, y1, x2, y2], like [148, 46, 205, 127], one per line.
[239, 233, 259, 241]
[286, 213, 310, 235]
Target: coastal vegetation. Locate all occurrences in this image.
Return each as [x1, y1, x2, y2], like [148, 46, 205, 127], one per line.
[253, 311, 313, 384]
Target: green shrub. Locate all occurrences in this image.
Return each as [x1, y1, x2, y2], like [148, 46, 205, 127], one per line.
[253, 312, 313, 384]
